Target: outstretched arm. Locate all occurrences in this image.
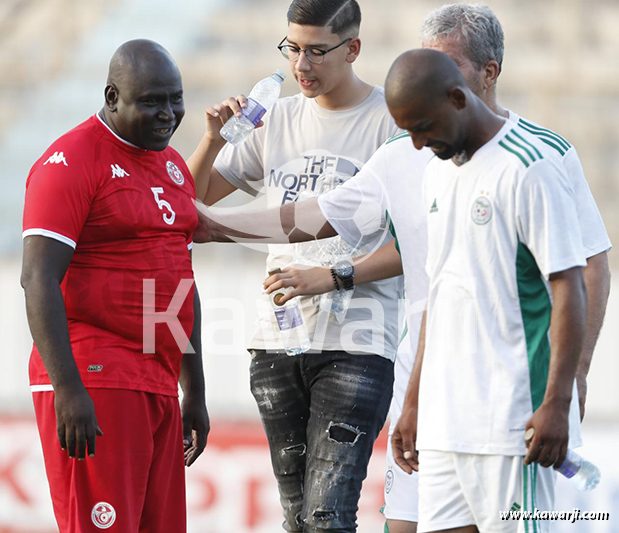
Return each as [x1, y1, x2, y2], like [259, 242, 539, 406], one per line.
[576, 251, 611, 420]
[524, 266, 587, 468]
[263, 240, 403, 305]
[21, 236, 103, 460]
[194, 197, 337, 245]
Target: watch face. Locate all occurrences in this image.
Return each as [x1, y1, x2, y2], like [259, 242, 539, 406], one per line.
[336, 261, 353, 279]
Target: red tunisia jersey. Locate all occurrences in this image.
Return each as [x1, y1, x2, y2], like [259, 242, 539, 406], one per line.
[23, 114, 197, 397]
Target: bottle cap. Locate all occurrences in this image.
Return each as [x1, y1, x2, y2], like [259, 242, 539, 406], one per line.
[273, 69, 286, 83]
[268, 268, 282, 276]
[524, 427, 535, 443]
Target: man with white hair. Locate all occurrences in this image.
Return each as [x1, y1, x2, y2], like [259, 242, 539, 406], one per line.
[260, 5, 611, 532]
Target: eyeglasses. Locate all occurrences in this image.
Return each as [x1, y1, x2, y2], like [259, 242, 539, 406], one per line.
[277, 37, 352, 65]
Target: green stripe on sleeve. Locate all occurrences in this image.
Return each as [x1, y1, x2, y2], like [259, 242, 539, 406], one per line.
[511, 129, 544, 160]
[516, 242, 552, 411]
[517, 121, 567, 155]
[386, 132, 410, 145]
[499, 140, 530, 168]
[505, 133, 538, 163]
[537, 137, 566, 156]
[518, 119, 571, 150]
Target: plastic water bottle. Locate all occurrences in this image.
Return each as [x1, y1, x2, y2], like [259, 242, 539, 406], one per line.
[268, 268, 311, 356]
[524, 428, 600, 491]
[294, 173, 358, 323]
[556, 449, 601, 491]
[220, 70, 286, 146]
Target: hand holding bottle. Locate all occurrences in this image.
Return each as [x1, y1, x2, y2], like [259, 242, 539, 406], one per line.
[202, 94, 261, 148]
[267, 268, 311, 356]
[524, 427, 600, 491]
[220, 70, 286, 146]
[523, 399, 570, 469]
[264, 265, 334, 304]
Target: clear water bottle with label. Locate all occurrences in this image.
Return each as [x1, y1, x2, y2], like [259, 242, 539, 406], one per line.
[556, 449, 601, 491]
[268, 268, 311, 356]
[524, 428, 601, 491]
[220, 70, 286, 146]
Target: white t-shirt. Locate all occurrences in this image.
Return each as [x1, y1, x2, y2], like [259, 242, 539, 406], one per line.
[214, 87, 402, 358]
[508, 110, 611, 257]
[418, 120, 587, 456]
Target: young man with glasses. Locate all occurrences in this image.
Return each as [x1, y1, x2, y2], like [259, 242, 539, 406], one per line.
[188, 0, 401, 531]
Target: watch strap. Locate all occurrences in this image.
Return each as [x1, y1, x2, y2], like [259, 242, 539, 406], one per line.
[330, 267, 341, 291]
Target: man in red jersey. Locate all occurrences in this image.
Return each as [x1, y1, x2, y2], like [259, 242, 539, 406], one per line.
[20, 39, 209, 532]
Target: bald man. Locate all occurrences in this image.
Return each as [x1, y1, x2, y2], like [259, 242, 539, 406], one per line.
[386, 49, 587, 533]
[21, 39, 208, 532]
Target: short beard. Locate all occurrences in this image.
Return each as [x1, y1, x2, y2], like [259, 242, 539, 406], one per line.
[452, 150, 468, 166]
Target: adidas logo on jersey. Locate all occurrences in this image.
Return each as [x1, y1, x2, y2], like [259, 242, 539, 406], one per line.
[43, 151, 68, 166]
[111, 164, 130, 179]
[430, 199, 438, 213]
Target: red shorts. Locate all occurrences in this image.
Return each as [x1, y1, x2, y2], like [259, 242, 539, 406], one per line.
[33, 389, 186, 532]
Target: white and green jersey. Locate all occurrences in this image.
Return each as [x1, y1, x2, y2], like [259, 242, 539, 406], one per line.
[215, 87, 402, 358]
[418, 120, 587, 456]
[508, 110, 611, 257]
[318, 131, 432, 384]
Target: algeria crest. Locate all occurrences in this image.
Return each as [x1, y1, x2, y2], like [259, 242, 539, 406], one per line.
[385, 468, 394, 493]
[471, 196, 493, 225]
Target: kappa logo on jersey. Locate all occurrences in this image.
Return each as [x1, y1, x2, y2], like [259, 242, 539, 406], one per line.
[111, 164, 130, 179]
[429, 198, 438, 213]
[166, 161, 185, 185]
[91, 502, 116, 529]
[43, 151, 68, 166]
[472, 196, 493, 225]
[385, 468, 394, 494]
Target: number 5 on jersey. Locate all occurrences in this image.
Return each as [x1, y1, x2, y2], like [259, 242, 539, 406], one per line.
[151, 187, 176, 225]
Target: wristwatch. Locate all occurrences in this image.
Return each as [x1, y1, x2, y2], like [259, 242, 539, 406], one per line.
[334, 260, 355, 290]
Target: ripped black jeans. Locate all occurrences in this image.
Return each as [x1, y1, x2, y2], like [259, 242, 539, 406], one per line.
[249, 350, 394, 532]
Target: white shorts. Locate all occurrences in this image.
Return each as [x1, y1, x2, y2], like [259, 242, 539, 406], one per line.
[383, 432, 419, 522]
[418, 451, 555, 533]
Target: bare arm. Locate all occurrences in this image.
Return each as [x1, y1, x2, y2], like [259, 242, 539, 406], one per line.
[576, 251, 611, 420]
[21, 236, 103, 460]
[524, 266, 587, 468]
[179, 281, 210, 467]
[391, 310, 426, 474]
[194, 197, 337, 245]
[263, 240, 403, 304]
